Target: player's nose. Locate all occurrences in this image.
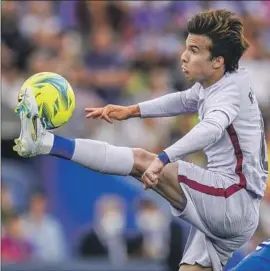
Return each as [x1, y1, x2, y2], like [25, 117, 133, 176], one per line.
[181, 50, 188, 64]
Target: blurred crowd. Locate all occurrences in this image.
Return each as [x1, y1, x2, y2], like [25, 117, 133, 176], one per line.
[1, 0, 270, 269]
[1, 184, 184, 270]
[1, 187, 66, 263]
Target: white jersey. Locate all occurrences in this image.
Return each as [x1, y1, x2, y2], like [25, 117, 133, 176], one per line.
[139, 68, 268, 198]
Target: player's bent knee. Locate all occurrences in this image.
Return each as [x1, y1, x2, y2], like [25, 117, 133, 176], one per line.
[179, 264, 212, 271]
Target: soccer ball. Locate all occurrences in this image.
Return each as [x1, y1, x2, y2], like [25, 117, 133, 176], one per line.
[19, 72, 75, 130]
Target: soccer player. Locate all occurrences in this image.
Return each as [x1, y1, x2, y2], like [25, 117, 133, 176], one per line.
[14, 9, 268, 271]
[230, 239, 270, 271]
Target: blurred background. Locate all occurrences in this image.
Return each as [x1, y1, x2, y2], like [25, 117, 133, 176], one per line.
[1, 1, 270, 271]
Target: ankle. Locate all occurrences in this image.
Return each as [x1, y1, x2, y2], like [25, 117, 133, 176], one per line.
[48, 134, 75, 159]
[40, 132, 54, 154]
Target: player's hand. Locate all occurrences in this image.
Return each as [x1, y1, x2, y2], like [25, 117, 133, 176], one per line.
[85, 104, 132, 124]
[142, 158, 164, 190]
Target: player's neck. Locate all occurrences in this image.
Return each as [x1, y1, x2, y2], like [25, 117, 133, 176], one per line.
[201, 70, 225, 89]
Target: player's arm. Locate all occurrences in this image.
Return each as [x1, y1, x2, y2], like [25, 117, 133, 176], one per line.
[157, 84, 241, 164]
[138, 84, 200, 118]
[85, 84, 199, 123]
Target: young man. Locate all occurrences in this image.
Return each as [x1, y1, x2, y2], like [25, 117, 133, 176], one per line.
[14, 9, 268, 271]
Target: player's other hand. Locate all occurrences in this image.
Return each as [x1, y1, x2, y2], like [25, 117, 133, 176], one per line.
[85, 104, 140, 124]
[142, 158, 164, 190]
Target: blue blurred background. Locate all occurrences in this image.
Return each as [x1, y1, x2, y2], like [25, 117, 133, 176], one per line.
[1, 1, 270, 271]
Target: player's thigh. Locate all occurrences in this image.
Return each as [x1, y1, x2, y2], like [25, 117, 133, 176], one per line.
[179, 264, 212, 271]
[170, 160, 228, 237]
[175, 161, 258, 239]
[170, 160, 259, 267]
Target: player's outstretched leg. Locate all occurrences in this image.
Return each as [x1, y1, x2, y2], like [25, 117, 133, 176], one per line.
[13, 87, 186, 212]
[14, 89, 214, 271]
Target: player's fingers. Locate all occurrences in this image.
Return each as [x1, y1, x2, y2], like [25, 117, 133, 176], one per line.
[144, 179, 153, 189]
[152, 178, 159, 187]
[148, 173, 158, 188]
[85, 109, 103, 118]
[86, 112, 101, 118]
[101, 113, 113, 124]
[142, 173, 149, 190]
[143, 172, 155, 190]
[143, 179, 150, 190]
[85, 107, 101, 112]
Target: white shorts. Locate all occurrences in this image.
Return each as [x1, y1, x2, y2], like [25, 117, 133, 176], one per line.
[171, 161, 260, 271]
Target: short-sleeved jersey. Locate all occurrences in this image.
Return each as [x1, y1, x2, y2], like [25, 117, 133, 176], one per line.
[193, 68, 268, 198]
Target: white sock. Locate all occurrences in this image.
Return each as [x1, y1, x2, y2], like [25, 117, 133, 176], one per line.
[72, 139, 134, 175]
[42, 134, 134, 176]
[40, 132, 54, 154]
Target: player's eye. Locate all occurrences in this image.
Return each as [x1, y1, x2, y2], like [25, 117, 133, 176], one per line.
[188, 46, 198, 54]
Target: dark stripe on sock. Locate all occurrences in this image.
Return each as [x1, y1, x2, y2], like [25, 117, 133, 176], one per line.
[50, 135, 75, 160]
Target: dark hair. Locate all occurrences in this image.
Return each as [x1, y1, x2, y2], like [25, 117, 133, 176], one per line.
[187, 9, 249, 72]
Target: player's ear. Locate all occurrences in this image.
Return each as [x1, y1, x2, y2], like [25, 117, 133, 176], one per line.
[212, 56, 224, 69]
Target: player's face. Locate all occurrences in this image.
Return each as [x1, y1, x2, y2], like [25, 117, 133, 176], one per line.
[181, 34, 218, 84]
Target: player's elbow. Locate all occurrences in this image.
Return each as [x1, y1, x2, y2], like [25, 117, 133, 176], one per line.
[202, 110, 230, 143]
[203, 120, 224, 143]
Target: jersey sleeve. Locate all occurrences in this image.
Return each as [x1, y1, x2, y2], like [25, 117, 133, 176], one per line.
[138, 84, 200, 118]
[164, 82, 241, 162]
[205, 82, 241, 125]
[164, 110, 230, 162]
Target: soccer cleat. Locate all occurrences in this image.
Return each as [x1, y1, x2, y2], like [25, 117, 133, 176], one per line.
[13, 87, 47, 158]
